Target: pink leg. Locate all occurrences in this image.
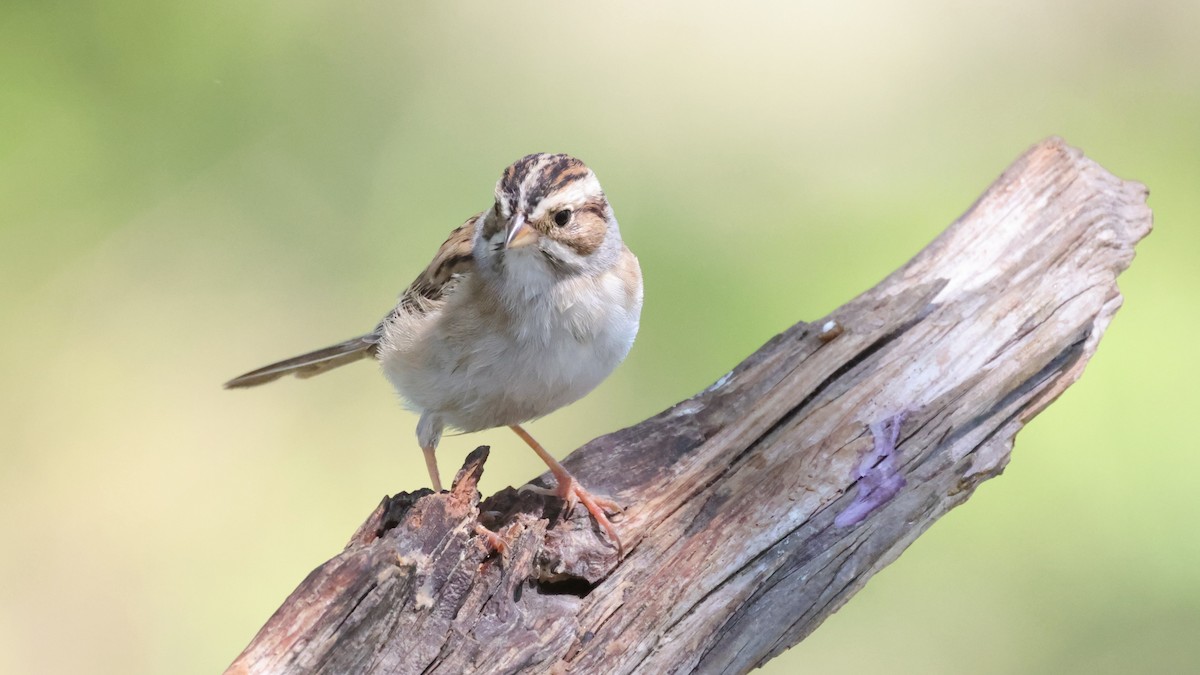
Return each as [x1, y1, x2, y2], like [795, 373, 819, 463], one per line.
[422, 444, 443, 492]
[509, 424, 623, 554]
[473, 523, 507, 555]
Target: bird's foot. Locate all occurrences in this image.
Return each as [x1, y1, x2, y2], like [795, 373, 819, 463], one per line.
[473, 522, 507, 556]
[508, 425, 624, 555]
[523, 476, 623, 555]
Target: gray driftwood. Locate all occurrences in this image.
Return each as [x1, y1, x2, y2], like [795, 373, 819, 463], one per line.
[227, 138, 1151, 675]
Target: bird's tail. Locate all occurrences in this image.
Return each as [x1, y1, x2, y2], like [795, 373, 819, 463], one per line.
[224, 334, 378, 389]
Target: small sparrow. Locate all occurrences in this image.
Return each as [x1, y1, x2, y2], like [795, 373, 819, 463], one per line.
[226, 153, 643, 551]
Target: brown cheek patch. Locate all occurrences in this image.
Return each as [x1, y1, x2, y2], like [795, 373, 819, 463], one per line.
[559, 207, 608, 257]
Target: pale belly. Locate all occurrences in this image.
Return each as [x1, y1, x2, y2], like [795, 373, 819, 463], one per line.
[377, 276, 639, 432]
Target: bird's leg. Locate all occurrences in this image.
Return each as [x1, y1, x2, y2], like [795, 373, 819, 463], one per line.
[417, 412, 445, 492]
[473, 523, 507, 556]
[422, 444, 443, 492]
[509, 424, 623, 553]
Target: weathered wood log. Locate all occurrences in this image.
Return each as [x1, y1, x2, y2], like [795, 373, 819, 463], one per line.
[227, 138, 1151, 675]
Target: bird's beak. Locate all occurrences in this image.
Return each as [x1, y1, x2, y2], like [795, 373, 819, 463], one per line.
[505, 213, 538, 250]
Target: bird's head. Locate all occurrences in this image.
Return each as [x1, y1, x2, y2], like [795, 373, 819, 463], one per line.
[477, 153, 623, 282]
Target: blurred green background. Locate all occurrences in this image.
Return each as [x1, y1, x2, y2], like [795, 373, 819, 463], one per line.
[2, 1, 1196, 673]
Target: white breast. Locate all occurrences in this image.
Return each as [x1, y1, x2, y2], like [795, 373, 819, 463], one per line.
[377, 262, 642, 433]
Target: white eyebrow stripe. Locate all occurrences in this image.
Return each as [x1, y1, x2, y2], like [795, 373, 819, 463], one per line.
[529, 174, 600, 220]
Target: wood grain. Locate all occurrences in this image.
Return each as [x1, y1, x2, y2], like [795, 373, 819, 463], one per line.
[227, 138, 1151, 675]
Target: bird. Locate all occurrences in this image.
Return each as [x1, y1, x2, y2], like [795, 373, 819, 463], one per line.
[225, 153, 643, 552]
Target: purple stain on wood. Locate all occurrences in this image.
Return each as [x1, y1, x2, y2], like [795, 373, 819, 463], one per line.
[834, 412, 908, 528]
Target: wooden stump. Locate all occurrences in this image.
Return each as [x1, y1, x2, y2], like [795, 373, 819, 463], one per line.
[227, 138, 1152, 675]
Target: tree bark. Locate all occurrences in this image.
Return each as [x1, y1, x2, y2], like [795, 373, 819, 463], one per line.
[227, 138, 1152, 675]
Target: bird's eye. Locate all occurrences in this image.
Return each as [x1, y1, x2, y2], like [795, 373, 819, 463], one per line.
[554, 209, 572, 227]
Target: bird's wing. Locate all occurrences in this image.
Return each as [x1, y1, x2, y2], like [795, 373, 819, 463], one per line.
[225, 217, 482, 390]
[385, 214, 482, 321]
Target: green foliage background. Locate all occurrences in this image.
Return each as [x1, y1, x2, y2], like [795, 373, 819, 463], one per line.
[2, 2, 1196, 673]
